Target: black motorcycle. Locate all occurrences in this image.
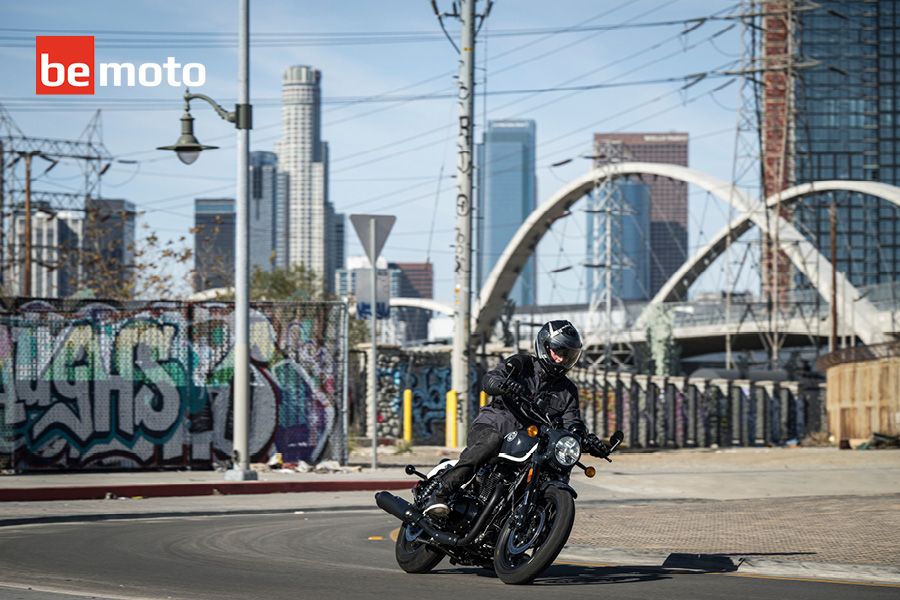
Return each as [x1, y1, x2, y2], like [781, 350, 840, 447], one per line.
[375, 389, 624, 585]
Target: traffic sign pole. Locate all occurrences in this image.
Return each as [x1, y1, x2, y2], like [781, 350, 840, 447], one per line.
[349, 214, 396, 472]
[369, 218, 378, 469]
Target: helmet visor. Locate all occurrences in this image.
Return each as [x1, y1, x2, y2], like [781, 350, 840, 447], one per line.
[545, 342, 581, 370]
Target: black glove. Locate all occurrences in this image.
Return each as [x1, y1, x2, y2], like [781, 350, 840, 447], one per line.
[585, 433, 610, 457]
[499, 379, 525, 397]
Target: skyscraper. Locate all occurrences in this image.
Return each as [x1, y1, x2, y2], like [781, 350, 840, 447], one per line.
[389, 261, 434, 342]
[83, 198, 136, 296]
[591, 133, 689, 299]
[249, 151, 286, 272]
[763, 1, 900, 290]
[276, 65, 334, 288]
[10, 202, 82, 298]
[194, 198, 235, 292]
[325, 201, 345, 294]
[477, 120, 537, 307]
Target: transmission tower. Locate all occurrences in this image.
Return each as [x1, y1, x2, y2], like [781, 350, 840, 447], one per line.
[0, 105, 112, 292]
[586, 139, 635, 370]
[724, 0, 764, 370]
[726, 0, 821, 370]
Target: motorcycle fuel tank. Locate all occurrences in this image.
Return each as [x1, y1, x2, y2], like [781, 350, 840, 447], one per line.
[498, 429, 538, 462]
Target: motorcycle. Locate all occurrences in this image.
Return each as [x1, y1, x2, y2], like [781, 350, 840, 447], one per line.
[375, 382, 624, 585]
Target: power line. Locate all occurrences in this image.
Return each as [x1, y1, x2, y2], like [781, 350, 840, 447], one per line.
[0, 13, 751, 48]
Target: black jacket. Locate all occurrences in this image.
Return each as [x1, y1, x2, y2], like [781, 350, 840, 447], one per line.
[474, 353, 585, 436]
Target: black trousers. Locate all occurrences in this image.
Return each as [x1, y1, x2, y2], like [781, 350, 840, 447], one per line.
[439, 424, 503, 491]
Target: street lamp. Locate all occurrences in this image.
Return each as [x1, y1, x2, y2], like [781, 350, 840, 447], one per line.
[158, 0, 254, 481]
[156, 91, 222, 165]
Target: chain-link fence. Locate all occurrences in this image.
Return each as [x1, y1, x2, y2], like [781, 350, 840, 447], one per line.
[0, 298, 348, 472]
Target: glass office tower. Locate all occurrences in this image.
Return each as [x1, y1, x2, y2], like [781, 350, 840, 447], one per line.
[790, 1, 900, 287]
[476, 120, 537, 307]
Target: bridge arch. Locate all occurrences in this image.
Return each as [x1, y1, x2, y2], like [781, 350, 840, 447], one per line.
[474, 163, 888, 345]
[390, 297, 454, 316]
[635, 180, 899, 344]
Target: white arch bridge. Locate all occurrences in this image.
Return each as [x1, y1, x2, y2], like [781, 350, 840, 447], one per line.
[395, 162, 900, 350]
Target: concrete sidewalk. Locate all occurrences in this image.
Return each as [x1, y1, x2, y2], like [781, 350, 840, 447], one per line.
[563, 493, 900, 584]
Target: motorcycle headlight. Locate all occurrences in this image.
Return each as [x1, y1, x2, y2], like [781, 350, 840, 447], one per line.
[554, 435, 581, 467]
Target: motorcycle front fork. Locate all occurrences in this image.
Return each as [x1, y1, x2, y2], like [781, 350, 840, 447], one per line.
[511, 465, 542, 529]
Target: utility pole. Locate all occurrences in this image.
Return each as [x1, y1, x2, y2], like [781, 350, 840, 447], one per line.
[0, 140, 4, 289]
[23, 151, 34, 297]
[829, 197, 837, 353]
[451, 0, 476, 446]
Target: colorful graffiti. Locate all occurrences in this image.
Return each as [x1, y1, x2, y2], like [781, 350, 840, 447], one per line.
[362, 348, 825, 450]
[373, 350, 483, 445]
[0, 299, 347, 471]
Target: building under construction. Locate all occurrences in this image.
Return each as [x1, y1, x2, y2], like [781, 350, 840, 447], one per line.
[762, 0, 900, 298]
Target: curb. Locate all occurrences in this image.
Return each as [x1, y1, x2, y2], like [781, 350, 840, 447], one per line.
[558, 545, 900, 586]
[0, 480, 413, 502]
[0, 504, 382, 528]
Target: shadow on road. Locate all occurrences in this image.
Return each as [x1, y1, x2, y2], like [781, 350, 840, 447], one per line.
[430, 551, 819, 586]
[433, 564, 678, 585]
[533, 564, 679, 586]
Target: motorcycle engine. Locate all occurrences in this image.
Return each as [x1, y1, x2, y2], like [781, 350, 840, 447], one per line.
[476, 469, 505, 505]
[448, 495, 480, 533]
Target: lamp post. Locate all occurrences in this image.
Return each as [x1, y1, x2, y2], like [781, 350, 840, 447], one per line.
[158, 0, 255, 480]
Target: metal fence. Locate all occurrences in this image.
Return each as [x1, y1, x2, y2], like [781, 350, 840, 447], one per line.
[569, 370, 826, 448]
[360, 348, 827, 448]
[0, 298, 348, 472]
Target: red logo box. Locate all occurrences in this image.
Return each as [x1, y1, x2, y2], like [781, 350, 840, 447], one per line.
[35, 36, 95, 95]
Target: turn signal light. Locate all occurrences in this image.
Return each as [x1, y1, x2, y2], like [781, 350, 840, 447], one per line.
[527, 467, 534, 483]
[527, 425, 539, 437]
[584, 466, 596, 478]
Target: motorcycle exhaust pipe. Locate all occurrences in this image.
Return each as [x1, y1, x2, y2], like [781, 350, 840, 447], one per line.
[375, 491, 420, 523]
[452, 483, 504, 547]
[375, 491, 459, 546]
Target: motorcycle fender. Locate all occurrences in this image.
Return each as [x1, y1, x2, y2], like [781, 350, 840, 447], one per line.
[541, 480, 577, 500]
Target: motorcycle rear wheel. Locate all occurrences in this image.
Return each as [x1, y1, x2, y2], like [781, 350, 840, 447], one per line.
[493, 486, 575, 584]
[395, 523, 445, 574]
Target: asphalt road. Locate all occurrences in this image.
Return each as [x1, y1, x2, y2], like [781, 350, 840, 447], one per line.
[0, 510, 896, 600]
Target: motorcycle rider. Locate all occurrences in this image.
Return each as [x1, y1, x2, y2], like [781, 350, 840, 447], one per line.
[424, 319, 609, 517]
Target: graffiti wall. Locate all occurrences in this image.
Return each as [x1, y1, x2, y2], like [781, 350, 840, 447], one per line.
[370, 350, 489, 445]
[0, 299, 347, 471]
[358, 347, 826, 449]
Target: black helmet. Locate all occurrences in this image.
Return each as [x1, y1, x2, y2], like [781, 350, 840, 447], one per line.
[534, 320, 582, 377]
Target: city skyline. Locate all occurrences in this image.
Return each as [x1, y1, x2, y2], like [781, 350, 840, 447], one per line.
[0, 0, 748, 306]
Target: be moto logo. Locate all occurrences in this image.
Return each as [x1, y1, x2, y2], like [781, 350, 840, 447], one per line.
[36, 35, 206, 95]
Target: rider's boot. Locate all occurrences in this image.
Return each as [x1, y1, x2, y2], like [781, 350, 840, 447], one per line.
[423, 481, 450, 517]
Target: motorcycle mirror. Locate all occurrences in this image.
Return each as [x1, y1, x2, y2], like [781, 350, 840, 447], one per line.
[610, 430, 624, 448]
[404, 464, 427, 479]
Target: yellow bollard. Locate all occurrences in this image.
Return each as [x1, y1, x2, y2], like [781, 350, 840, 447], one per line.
[445, 390, 458, 449]
[479, 390, 487, 408]
[403, 389, 413, 445]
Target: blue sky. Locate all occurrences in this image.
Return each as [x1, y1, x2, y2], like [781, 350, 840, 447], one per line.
[1, 0, 755, 304]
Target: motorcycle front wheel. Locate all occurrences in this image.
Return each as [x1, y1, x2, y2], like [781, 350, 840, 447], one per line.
[395, 523, 445, 573]
[493, 486, 575, 584]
